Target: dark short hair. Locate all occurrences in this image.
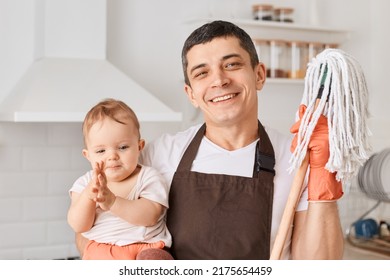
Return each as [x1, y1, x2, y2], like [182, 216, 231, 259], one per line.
[181, 20, 259, 85]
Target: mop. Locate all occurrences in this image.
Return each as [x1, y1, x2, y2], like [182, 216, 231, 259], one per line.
[270, 48, 371, 259]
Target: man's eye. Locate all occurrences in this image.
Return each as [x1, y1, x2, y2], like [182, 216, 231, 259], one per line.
[225, 62, 241, 69]
[194, 71, 207, 78]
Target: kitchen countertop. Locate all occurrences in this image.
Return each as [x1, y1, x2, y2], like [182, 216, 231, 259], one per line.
[343, 239, 390, 260]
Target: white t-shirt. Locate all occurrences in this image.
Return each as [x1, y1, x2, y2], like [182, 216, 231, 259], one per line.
[69, 165, 172, 247]
[139, 124, 308, 259]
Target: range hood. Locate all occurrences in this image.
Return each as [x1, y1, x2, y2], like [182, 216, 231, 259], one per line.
[0, 57, 182, 122]
[0, 0, 182, 123]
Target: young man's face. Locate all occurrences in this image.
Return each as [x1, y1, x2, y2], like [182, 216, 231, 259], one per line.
[184, 36, 266, 127]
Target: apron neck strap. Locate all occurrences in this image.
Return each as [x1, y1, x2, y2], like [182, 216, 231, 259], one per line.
[176, 122, 275, 176]
[253, 121, 275, 176]
[176, 124, 206, 172]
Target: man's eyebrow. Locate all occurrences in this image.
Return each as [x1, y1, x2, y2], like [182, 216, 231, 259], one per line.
[222, 53, 242, 61]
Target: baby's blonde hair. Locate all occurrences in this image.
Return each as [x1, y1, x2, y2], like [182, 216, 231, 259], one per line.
[82, 98, 140, 145]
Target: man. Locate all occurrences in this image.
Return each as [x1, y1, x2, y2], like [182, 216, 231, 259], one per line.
[76, 20, 344, 259]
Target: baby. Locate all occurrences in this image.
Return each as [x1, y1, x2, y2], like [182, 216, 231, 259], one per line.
[67, 98, 172, 259]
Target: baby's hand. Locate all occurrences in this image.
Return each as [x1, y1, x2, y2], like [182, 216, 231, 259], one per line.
[84, 162, 102, 201]
[94, 161, 116, 211]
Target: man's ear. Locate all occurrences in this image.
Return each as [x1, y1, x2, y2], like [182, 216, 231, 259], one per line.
[184, 84, 199, 108]
[255, 62, 266, 91]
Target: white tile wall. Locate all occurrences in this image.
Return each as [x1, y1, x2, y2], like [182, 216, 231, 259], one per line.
[338, 174, 390, 237]
[0, 123, 89, 259]
[0, 122, 388, 259]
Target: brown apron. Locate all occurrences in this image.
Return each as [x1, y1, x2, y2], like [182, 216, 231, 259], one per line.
[167, 121, 275, 259]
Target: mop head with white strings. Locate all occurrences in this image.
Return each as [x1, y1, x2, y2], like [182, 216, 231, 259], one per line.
[289, 48, 372, 185]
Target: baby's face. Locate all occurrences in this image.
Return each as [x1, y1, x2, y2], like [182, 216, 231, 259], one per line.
[83, 118, 143, 182]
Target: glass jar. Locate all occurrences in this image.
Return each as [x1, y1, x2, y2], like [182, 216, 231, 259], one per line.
[287, 41, 308, 79]
[324, 43, 339, 49]
[274, 7, 294, 23]
[253, 39, 270, 66]
[308, 42, 324, 61]
[267, 40, 288, 78]
[252, 4, 274, 21]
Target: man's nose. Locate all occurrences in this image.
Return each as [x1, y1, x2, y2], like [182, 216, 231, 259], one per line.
[211, 69, 230, 88]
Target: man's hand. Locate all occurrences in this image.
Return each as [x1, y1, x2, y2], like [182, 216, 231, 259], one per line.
[290, 105, 343, 201]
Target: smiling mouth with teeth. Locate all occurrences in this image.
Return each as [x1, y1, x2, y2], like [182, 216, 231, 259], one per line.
[211, 93, 237, 103]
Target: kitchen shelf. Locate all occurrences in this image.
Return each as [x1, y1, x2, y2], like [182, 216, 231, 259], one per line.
[266, 78, 304, 85]
[186, 18, 350, 44]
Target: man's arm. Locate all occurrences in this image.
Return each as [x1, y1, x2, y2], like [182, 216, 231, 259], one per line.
[291, 202, 344, 259]
[289, 104, 344, 259]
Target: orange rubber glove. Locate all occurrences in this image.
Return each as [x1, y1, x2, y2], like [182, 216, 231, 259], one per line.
[290, 104, 343, 201]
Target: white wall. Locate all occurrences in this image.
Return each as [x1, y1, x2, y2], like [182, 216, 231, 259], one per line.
[0, 0, 389, 259]
[368, 0, 390, 151]
[0, 1, 35, 104]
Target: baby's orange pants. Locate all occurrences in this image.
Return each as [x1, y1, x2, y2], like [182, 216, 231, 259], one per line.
[82, 240, 165, 260]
